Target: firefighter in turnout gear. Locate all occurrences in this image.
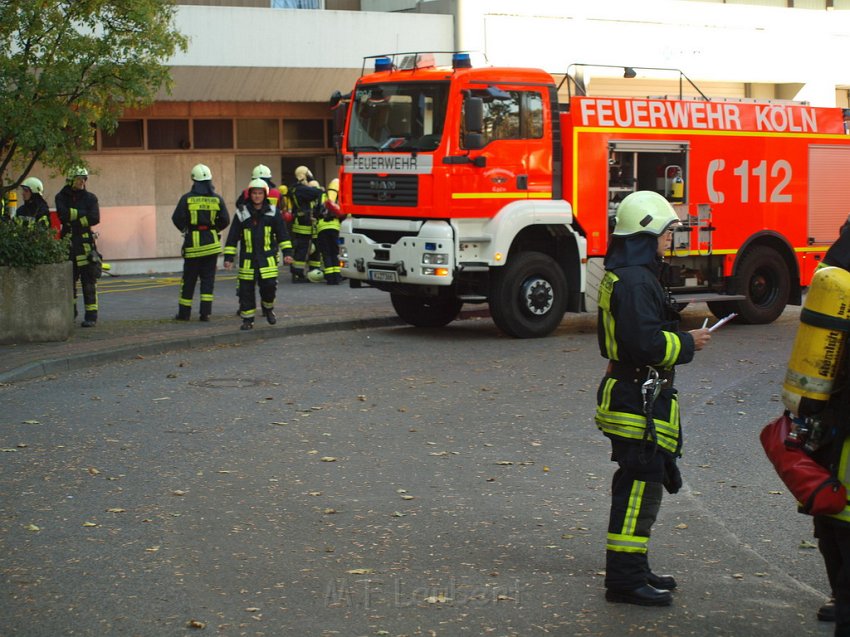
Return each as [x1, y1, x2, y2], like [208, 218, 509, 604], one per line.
[55, 168, 101, 327]
[17, 177, 50, 226]
[316, 177, 343, 285]
[797, 226, 850, 632]
[172, 164, 230, 321]
[223, 178, 293, 330]
[595, 190, 710, 607]
[288, 166, 323, 283]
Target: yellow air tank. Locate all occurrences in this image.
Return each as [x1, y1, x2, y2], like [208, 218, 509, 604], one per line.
[782, 265, 850, 417]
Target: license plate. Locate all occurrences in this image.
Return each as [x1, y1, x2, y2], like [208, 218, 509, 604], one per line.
[369, 270, 398, 282]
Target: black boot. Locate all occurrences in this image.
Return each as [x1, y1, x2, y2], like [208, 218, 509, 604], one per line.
[174, 307, 191, 321]
[605, 584, 672, 606]
[263, 308, 277, 325]
[647, 572, 677, 590]
[81, 311, 97, 328]
[240, 318, 254, 331]
[818, 597, 835, 622]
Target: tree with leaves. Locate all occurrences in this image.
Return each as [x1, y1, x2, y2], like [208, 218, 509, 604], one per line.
[0, 0, 187, 199]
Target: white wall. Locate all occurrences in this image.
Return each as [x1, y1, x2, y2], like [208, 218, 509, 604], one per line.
[457, 0, 850, 105]
[171, 5, 454, 69]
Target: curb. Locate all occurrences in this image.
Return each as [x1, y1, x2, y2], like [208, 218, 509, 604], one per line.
[0, 316, 403, 384]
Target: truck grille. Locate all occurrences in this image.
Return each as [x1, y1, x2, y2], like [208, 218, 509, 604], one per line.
[352, 174, 418, 207]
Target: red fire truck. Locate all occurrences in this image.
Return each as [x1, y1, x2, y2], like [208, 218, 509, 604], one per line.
[332, 52, 850, 338]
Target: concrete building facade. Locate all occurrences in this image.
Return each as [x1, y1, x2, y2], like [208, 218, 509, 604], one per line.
[28, 0, 850, 273]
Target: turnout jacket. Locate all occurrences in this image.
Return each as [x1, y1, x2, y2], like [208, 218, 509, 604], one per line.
[17, 194, 50, 226]
[55, 185, 100, 267]
[172, 182, 230, 258]
[223, 200, 293, 280]
[595, 234, 696, 455]
[289, 181, 323, 236]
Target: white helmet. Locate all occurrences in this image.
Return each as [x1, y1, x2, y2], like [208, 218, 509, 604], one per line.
[191, 163, 212, 181]
[21, 177, 44, 195]
[307, 268, 325, 283]
[247, 178, 269, 195]
[612, 191, 679, 237]
[252, 164, 272, 180]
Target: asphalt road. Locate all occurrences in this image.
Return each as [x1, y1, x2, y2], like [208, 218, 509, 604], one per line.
[0, 305, 834, 637]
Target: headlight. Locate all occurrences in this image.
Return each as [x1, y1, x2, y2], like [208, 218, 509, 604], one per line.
[422, 252, 448, 265]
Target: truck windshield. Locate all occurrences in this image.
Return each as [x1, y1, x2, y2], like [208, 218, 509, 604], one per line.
[348, 81, 449, 152]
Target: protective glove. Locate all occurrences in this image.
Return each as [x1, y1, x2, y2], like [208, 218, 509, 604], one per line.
[663, 455, 682, 494]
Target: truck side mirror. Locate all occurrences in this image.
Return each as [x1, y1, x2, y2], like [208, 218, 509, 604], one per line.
[464, 133, 485, 150]
[332, 102, 348, 164]
[464, 97, 484, 134]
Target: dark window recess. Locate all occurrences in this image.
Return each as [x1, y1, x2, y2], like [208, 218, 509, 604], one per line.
[237, 119, 279, 149]
[193, 119, 233, 149]
[352, 174, 418, 207]
[148, 119, 190, 150]
[101, 120, 143, 149]
[283, 119, 326, 149]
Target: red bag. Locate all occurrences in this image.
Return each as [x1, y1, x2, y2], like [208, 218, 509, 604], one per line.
[759, 413, 847, 515]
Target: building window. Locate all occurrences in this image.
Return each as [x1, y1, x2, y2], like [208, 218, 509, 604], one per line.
[283, 119, 326, 149]
[193, 119, 234, 149]
[271, 0, 322, 8]
[101, 120, 144, 149]
[148, 119, 190, 150]
[237, 119, 280, 149]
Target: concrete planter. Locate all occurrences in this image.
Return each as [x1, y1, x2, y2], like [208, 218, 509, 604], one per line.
[0, 261, 74, 344]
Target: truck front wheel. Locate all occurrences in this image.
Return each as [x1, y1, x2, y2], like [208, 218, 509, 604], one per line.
[489, 252, 568, 338]
[708, 245, 790, 324]
[390, 294, 463, 328]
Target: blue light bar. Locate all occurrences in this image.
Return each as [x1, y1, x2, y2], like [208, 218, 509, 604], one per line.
[374, 57, 392, 72]
[452, 53, 472, 69]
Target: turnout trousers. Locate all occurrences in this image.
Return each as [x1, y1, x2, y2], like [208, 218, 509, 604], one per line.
[316, 228, 340, 283]
[815, 516, 850, 636]
[238, 274, 277, 321]
[72, 261, 98, 322]
[291, 232, 320, 279]
[178, 253, 218, 319]
[605, 438, 665, 591]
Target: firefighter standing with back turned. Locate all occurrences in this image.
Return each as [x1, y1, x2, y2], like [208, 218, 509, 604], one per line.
[316, 177, 343, 285]
[594, 190, 711, 606]
[172, 164, 230, 321]
[288, 165, 323, 283]
[55, 168, 101, 328]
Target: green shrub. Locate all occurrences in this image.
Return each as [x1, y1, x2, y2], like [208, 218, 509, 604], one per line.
[0, 219, 70, 269]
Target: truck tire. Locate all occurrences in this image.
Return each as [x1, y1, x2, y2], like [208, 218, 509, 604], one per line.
[711, 246, 790, 324]
[489, 252, 568, 338]
[390, 294, 463, 328]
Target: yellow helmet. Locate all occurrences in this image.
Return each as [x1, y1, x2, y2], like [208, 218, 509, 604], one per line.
[612, 191, 679, 237]
[21, 177, 44, 195]
[294, 165, 312, 183]
[327, 177, 339, 203]
[307, 268, 325, 283]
